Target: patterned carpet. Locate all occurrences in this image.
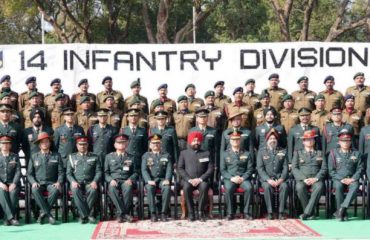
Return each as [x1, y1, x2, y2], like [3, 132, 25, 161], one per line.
[91, 219, 320, 239]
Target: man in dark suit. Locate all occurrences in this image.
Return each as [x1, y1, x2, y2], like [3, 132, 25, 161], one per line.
[177, 131, 214, 222]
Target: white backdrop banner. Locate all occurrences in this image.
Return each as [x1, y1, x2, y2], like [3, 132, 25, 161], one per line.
[0, 42, 369, 102]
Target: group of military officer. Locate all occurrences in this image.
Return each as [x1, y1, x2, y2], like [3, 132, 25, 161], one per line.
[0, 72, 370, 226]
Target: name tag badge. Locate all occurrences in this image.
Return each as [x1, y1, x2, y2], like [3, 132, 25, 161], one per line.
[87, 158, 96, 162]
[206, 134, 214, 138]
[300, 159, 304, 163]
[123, 166, 130, 171]
[160, 158, 168, 162]
[263, 156, 269, 160]
[241, 134, 248, 137]
[199, 158, 209, 163]
[49, 160, 58, 163]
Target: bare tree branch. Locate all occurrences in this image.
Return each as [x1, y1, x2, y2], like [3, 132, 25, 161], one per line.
[300, 0, 316, 41]
[156, 0, 171, 43]
[269, 0, 293, 41]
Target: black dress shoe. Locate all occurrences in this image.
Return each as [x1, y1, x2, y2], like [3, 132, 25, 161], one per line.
[48, 215, 56, 225]
[37, 213, 47, 224]
[10, 219, 20, 226]
[117, 216, 124, 223]
[160, 213, 168, 222]
[124, 215, 133, 223]
[88, 216, 96, 224]
[299, 213, 308, 220]
[79, 217, 88, 224]
[278, 213, 286, 220]
[338, 207, 345, 221]
[267, 213, 274, 220]
[244, 214, 253, 220]
[188, 214, 195, 222]
[150, 214, 158, 222]
[226, 214, 234, 221]
[199, 212, 207, 222]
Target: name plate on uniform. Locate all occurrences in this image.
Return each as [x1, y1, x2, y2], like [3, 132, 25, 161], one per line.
[241, 134, 248, 137]
[49, 160, 58, 163]
[123, 166, 130, 171]
[206, 134, 214, 138]
[199, 158, 209, 163]
[87, 158, 96, 162]
[160, 158, 168, 162]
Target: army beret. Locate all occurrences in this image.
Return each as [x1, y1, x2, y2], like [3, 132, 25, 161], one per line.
[259, 90, 270, 100]
[126, 108, 140, 116]
[78, 78, 88, 87]
[76, 135, 88, 144]
[228, 130, 242, 140]
[103, 95, 114, 102]
[79, 95, 90, 105]
[0, 75, 10, 83]
[263, 106, 277, 117]
[152, 99, 164, 109]
[62, 107, 75, 115]
[213, 81, 224, 88]
[158, 83, 168, 90]
[96, 108, 109, 116]
[50, 78, 61, 86]
[130, 78, 141, 88]
[245, 79, 255, 85]
[177, 95, 188, 103]
[330, 106, 342, 114]
[0, 92, 10, 100]
[185, 83, 195, 91]
[30, 108, 45, 121]
[114, 134, 129, 143]
[25, 76, 36, 85]
[268, 73, 279, 80]
[195, 108, 209, 117]
[344, 94, 355, 102]
[281, 94, 293, 103]
[353, 72, 364, 79]
[0, 104, 12, 111]
[233, 87, 243, 95]
[28, 91, 39, 100]
[102, 76, 112, 84]
[314, 94, 325, 101]
[149, 134, 162, 143]
[297, 76, 308, 83]
[204, 90, 215, 98]
[338, 129, 352, 141]
[154, 110, 168, 119]
[55, 93, 65, 101]
[324, 75, 334, 83]
[298, 107, 312, 116]
[0, 135, 13, 144]
[129, 97, 141, 107]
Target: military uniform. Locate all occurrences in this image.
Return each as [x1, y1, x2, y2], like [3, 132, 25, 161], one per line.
[18, 90, 45, 112]
[255, 123, 287, 150]
[71, 93, 97, 112]
[44, 92, 70, 112]
[173, 110, 195, 151]
[328, 148, 363, 214]
[292, 149, 327, 217]
[48, 106, 66, 130]
[188, 97, 205, 113]
[359, 125, 370, 158]
[150, 98, 177, 115]
[342, 109, 363, 137]
[87, 123, 118, 160]
[220, 128, 254, 160]
[279, 108, 299, 135]
[96, 90, 124, 110]
[120, 126, 148, 169]
[54, 124, 85, 167]
[345, 85, 370, 114]
[253, 107, 270, 127]
[76, 110, 98, 134]
[106, 108, 123, 128]
[257, 147, 289, 215]
[243, 92, 260, 110]
[288, 124, 321, 162]
[292, 90, 316, 111]
[67, 151, 102, 220]
[0, 152, 21, 222]
[27, 151, 64, 219]
[0, 122, 22, 154]
[104, 151, 138, 219]
[149, 126, 179, 163]
[1, 89, 19, 111]
[121, 111, 149, 129]
[22, 126, 54, 161]
[311, 109, 331, 133]
[322, 122, 354, 154]
[23, 106, 47, 129]
[141, 152, 172, 217]
[319, 90, 344, 112]
[263, 87, 287, 111]
[205, 105, 226, 133]
[214, 94, 232, 109]
[124, 95, 149, 115]
[225, 102, 254, 129]
[220, 149, 254, 217]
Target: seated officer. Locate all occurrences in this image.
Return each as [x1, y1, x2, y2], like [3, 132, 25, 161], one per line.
[141, 134, 172, 222]
[178, 131, 214, 222]
[0, 135, 21, 226]
[27, 132, 64, 224]
[292, 130, 327, 220]
[104, 134, 138, 223]
[257, 128, 289, 220]
[328, 130, 363, 221]
[67, 136, 102, 224]
[220, 130, 254, 220]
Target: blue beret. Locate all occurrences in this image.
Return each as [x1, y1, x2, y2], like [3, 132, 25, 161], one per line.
[324, 75, 334, 83]
[25, 76, 36, 85]
[344, 94, 355, 102]
[233, 87, 243, 95]
[50, 78, 61, 86]
[213, 81, 224, 88]
[78, 78, 88, 87]
[268, 73, 279, 80]
[102, 76, 112, 84]
[0, 75, 10, 83]
[158, 83, 168, 90]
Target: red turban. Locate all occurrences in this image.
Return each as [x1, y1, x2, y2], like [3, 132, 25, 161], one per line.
[187, 131, 203, 144]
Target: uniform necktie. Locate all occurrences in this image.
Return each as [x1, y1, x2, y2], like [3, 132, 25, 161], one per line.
[132, 127, 136, 135]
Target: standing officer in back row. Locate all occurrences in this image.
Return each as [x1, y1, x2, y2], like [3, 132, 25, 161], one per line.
[263, 73, 287, 111]
[67, 136, 102, 224]
[345, 72, 370, 115]
[18, 76, 44, 112]
[150, 84, 177, 115]
[70, 79, 97, 112]
[292, 130, 327, 220]
[291, 76, 316, 111]
[141, 134, 173, 222]
[96, 76, 124, 110]
[124, 79, 149, 115]
[173, 95, 195, 151]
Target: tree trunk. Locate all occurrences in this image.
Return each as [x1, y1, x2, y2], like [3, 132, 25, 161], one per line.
[156, 0, 171, 43]
[299, 0, 316, 41]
